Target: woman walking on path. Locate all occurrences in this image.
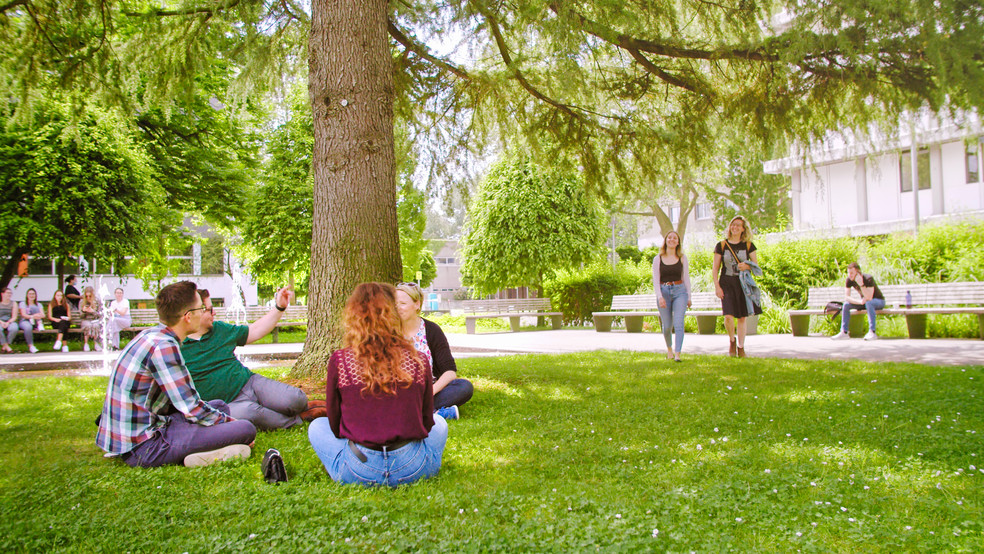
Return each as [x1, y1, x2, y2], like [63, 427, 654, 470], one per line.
[712, 216, 762, 358]
[78, 286, 103, 352]
[0, 288, 19, 353]
[308, 282, 448, 487]
[47, 289, 72, 352]
[18, 288, 44, 353]
[653, 231, 692, 362]
[395, 281, 473, 419]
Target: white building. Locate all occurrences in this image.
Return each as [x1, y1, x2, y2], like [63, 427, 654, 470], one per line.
[763, 111, 984, 237]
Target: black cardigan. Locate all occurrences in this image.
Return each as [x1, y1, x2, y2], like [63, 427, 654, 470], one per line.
[423, 318, 456, 380]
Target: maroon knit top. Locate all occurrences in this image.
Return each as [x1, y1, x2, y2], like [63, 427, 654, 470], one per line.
[326, 347, 435, 447]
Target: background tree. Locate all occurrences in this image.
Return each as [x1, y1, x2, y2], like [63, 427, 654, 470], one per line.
[0, 102, 162, 289]
[708, 139, 790, 235]
[461, 151, 607, 296]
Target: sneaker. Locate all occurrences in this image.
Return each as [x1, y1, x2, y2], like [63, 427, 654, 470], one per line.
[83, 343, 90, 352]
[184, 444, 251, 467]
[28, 345, 38, 354]
[261, 448, 288, 484]
[61, 346, 69, 353]
[94, 342, 102, 352]
[435, 405, 459, 421]
[864, 331, 879, 341]
[831, 331, 850, 340]
[53, 340, 61, 350]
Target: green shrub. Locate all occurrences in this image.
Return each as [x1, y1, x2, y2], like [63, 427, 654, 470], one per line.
[865, 221, 984, 283]
[756, 238, 858, 307]
[544, 261, 651, 325]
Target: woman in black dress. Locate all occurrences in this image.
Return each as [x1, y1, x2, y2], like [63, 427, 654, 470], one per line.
[712, 216, 761, 358]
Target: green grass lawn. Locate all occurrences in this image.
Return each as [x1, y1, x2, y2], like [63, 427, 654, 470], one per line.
[1, 352, 981, 551]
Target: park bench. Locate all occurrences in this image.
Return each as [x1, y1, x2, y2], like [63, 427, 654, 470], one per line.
[787, 282, 984, 339]
[460, 298, 563, 334]
[591, 292, 736, 334]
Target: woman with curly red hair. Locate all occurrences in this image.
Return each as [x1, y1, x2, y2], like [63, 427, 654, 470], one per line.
[308, 282, 449, 486]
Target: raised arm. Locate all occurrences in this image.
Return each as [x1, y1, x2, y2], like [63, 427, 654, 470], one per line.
[246, 287, 294, 344]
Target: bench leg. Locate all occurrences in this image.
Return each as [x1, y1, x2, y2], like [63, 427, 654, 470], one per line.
[593, 316, 613, 332]
[466, 318, 477, 335]
[848, 314, 867, 338]
[550, 315, 562, 330]
[272, 327, 280, 343]
[624, 315, 644, 333]
[509, 316, 520, 332]
[905, 314, 927, 339]
[696, 315, 717, 335]
[789, 314, 810, 336]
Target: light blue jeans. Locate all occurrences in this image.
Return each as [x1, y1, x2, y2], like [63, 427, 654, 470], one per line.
[308, 415, 448, 487]
[658, 283, 688, 353]
[841, 298, 886, 333]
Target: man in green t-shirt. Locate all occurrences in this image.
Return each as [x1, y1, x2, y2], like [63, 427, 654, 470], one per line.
[182, 287, 310, 431]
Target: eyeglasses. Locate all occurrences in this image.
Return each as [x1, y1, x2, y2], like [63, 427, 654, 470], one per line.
[396, 281, 421, 289]
[184, 306, 207, 316]
[204, 307, 214, 314]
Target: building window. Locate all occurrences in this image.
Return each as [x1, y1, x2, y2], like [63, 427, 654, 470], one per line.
[968, 141, 981, 184]
[669, 206, 680, 224]
[899, 148, 931, 192]
[695, 203, 712, 220]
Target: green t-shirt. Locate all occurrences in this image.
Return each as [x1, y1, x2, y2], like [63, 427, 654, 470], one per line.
[182, 321, 252, 403]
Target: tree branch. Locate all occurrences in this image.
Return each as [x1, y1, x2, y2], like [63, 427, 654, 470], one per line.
[626, 48, 713, 98]
[0, 0, 26, 13]
[547, 2, 777, 62]
[124, 0, 242, 17]
[387, 21, 471, 80]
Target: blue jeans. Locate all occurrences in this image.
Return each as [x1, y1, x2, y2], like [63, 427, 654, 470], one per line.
[308, 415, 448, 487]
[658, 283, 688, 353]
[434, 378, 473, 409]
[841, 298, 886, 333]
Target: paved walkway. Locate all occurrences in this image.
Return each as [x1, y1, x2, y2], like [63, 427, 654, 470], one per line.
[1, 329, 982, 379]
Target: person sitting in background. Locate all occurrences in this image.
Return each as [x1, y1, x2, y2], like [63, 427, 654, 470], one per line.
[0, 287, 19, 353]
[831, 262, 886, 341]
[395, 282, 473, 420]
[107, 287, 131, 350]
[308, 282, 448, 487]
[64, 274, 81, 310]
[78, 286, 103, 352]
[182, 287, 311, 431]
[18, 288, 44, 353]
[47, 289, 71, 352]
[95, 280, 256, 468]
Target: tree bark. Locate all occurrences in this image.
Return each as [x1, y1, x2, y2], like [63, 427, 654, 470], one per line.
[294, 0, 402, 378]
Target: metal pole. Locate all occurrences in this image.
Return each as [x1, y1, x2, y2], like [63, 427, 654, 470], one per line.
[910, 119, 920, 236]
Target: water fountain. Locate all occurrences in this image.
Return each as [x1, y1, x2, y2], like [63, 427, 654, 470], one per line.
[97, 280, 113, 375]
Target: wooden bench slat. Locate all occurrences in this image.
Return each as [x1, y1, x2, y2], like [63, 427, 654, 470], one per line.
[462, 298, 562, 334]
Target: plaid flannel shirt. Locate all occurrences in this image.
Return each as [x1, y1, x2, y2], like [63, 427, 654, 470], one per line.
[95, 325, 231, 456]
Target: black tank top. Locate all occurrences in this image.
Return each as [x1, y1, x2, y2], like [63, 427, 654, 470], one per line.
[660, 258, 683, 283]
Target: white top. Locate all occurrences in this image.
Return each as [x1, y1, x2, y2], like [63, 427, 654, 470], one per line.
[110, 298, 131, 317]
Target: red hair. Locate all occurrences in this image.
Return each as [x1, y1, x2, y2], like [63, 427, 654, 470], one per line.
[342, 282, 422, 395]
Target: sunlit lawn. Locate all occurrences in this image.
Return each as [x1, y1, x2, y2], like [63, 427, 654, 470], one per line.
[0, 352, 981, 551]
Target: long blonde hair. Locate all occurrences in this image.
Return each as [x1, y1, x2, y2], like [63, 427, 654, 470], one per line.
[726, 215, 752, 243]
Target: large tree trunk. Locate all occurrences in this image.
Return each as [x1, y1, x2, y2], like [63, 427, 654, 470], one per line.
[294, 0, 402, 378]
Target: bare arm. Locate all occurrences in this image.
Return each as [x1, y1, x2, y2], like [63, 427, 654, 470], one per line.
[712, 253, 723, 299]
[432, 370, 457, 395]
[246, 287, 293, 344]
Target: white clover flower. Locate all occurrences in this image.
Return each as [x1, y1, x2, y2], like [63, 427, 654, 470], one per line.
[810, 482, 817, 487]
[840, 507, 847, 512]
[714, 427, 719, 432]
[459, 509, 464, 514]
[652, 529, 659, 537]
[905, 526, 912, 530]
[735, 517, 743, 523]
[764, 469, 771, 473]
[796, 532, 802, 537]
[848, 518, 856, 522]
[696, 444, 703, 451]
[362, 516, 368, 523]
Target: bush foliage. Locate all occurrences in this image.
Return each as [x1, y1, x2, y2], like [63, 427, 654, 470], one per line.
[544, 261, 651, 325]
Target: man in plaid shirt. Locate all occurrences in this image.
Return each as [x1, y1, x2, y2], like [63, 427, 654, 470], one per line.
[96, 280, 256, 467]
